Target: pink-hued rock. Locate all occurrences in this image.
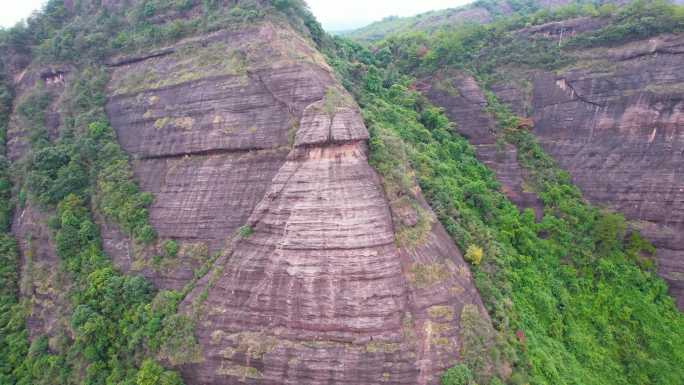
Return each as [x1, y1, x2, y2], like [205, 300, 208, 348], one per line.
[102, 23, 335, 288]
[425, 33, 684, 310]
[529, 34, 684, 309]
[99, 20, 488, 384]
[179, 139, 486, 385]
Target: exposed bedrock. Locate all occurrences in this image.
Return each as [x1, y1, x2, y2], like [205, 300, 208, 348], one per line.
[529, 34, 684, 309]
[424, 34, 684, 309]
[103, 23, 335, 289]
[102, 21, 489, 384]
[180, 139, 487, 385]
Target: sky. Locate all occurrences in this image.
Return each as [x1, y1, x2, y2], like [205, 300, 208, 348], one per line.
[0, 0, 46, 28]
[0, 0, 471, 31]
[306, 0, 471, 31]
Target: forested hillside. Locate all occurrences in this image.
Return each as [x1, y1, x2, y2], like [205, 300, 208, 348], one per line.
[329, 0, 684, 383]
[0, 1, 683, 385]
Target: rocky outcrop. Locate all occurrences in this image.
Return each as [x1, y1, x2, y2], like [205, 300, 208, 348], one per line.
[179, 110, 486, 385]
[101, 20, 489, 384]
[102, 23, 332, 289]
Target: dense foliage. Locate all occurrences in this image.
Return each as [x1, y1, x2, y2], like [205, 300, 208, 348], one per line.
[323, 7, 684, 382]
[1, 1, 683, 385]
[358, 0, 684, 84]
[7, 65, 194, 384]
[346, 0, 684, 47]
[0, 65, 29, 385]
[0, 0, 325, 65]
[0, 1, 329, 384]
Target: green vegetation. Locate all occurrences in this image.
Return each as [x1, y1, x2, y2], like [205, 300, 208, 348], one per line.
[347, 0, 684, 47]
[568, 0, 684, 47]
[162, 240, 179, 258]
[0, 2, 329, 383]
[0, 214, 25, 385]
[357, 0, 684, 86]
[18, 68, 156, 243]
[0, 0, 325, 65]
[344, 0, 575, 42]
[1, 1, 683, 385]
[441, 364, 477, 385]
[0, 65, 14, 230]
[0, 56, 28, 385]
[4, 64, 192, 384]
[238, 225, 254, 238]
[135, 359, 183, 385]
[324, 12, 684, 382]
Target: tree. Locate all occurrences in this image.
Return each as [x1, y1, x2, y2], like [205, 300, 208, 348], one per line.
[465, 245, 483, 266]
[136, 360, 183, 385]
[441, 364, 477, 385]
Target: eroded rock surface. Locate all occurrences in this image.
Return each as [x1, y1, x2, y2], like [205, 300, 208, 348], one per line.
[424, 34, 684, 310]
[180, 125, 486, 385]
[529, 34, 684, 309]
[102, 20, 489, 384]
[103, 23, 333, 289]
[7, 67, 71, 340]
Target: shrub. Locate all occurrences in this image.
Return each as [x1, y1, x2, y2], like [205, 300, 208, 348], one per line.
[238, 225, 254, 238]
[136, 359, 183, 385]
[464, 245, 484, 266]
[162, 240, 179, 258]
[441, 364, 477, 385]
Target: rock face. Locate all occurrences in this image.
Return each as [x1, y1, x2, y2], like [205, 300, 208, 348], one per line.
[101, 20, 489, 384]
[529, 34, 684, 309]
[423, 33, 684, 310]
[102, 23, 330, 289]
[180, 140, 486, 384]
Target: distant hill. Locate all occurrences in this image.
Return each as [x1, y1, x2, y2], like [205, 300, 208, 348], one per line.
[344, 0, 610, 41]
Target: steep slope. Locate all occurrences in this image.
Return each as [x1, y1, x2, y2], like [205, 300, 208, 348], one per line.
[102, 18, 490, 384]
[2, 1, 684, 385]
[418, 71, 543, 217]
[389, 1, 684, 309]
[0, 1, 491, 384]
[421, 22, 684, 310]
[527, 33, 684, 308]
[332, 1, 684, 383]
[7, 65, 73, 342]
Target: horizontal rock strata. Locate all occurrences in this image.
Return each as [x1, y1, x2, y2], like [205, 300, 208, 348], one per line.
[101, 20, 489, 384]
[530, 34, 684, 309]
